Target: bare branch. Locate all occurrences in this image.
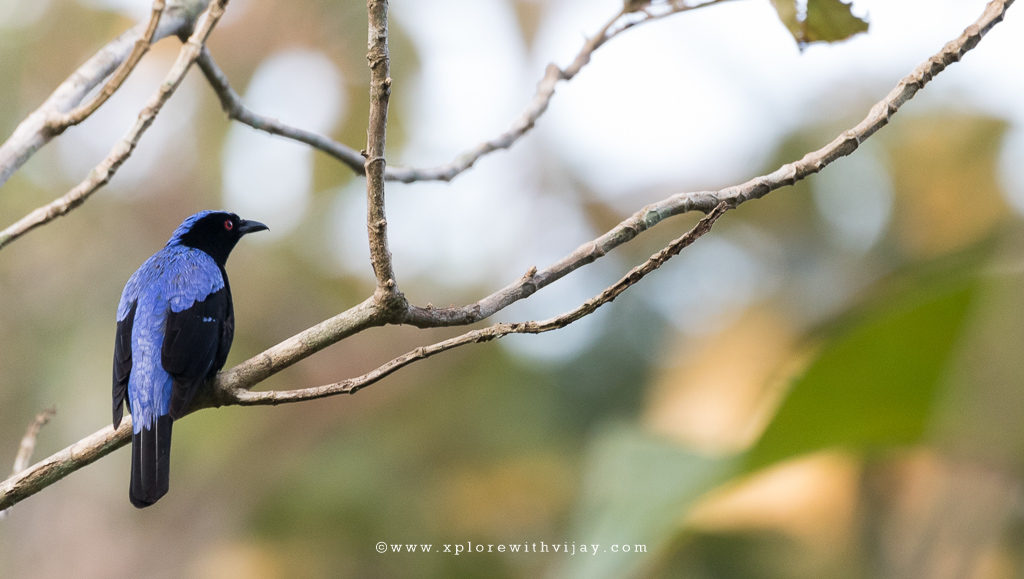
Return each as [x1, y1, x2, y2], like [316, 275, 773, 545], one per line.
[0, 0, 216, 188]
[0, 420, 132, 513]
[365, 0, 401, 299]
[0, 0, 231, 252]
[209, 297, 381, 400]
[47, 1, 167, 132]
[192, 0, 736, 184]
[232, 202, 728, 406]
[675, 0, 1015, 214]
[196, 49, 368, 173]
[384, 0, 740, 184]
[404, 190, 721, 327]
[0, 0, 1012, 515]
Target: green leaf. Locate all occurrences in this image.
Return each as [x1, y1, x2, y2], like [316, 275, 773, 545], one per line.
[563, 249, 989, 578]
[771, 0, 869, 47]
[805, 0, 869, 43]
[745, 271, 980, 471]
[559, 424, 742, 579]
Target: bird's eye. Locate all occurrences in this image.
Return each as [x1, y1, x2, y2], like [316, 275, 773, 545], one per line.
[224, 219, 234, 231]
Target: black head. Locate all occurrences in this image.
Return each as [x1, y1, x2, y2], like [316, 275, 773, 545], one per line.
[167, 210, 269, 266]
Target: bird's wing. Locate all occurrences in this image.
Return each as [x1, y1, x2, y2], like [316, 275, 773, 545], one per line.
[112, 301, 136, 428]
[113, 260, 155, 429]
[162, 285, 230, 419]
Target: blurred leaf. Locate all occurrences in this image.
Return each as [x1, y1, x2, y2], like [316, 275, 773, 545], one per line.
[885, 114, 1009, 257]
[745, 264, 981, 471]
[564, 247, 991, 577]
[656, 529, 818, 579]
[805, 0, 869, 43]
[771, 0, 869, 47]
[560, 424, 742, 579]
[926, 231, 1024, 466]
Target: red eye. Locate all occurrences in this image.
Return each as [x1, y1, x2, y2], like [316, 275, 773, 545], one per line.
[224, 219, 234, 231]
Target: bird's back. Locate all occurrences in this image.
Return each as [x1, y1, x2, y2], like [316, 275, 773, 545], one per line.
[120, 245, 226, 431]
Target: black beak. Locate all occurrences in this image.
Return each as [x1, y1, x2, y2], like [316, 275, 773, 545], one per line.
[238, 219, 269, 235]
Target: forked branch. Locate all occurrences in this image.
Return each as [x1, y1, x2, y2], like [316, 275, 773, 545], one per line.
[0, 0, 216, 188]
[0, 0, 231, 251]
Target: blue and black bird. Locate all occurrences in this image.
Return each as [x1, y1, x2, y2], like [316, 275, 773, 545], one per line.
[113, 210, 267, 508]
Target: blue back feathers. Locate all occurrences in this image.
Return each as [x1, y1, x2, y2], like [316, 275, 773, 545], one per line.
[118, 246, 224, 432]
[117, 246, 224, 320]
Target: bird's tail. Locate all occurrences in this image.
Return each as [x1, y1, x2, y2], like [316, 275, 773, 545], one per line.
[130, 414, 172, 508]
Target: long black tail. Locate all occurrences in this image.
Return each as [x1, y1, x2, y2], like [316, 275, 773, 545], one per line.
[130, 414, 172, 508]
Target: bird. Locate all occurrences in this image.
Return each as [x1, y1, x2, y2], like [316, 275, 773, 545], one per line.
[112, 210, 267, 508]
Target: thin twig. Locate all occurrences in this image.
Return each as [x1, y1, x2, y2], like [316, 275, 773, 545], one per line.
[193, 0, 735, 184]
[0, 408, 56, 519]
[682, 0, 1015, 213]
[196, 49, 368, 173]
[0, 0, 214, 188]
[47, 1, 166, 133]
[10, 408, 57, 476]
[0, 0, 231, 252]
[231, 203, 728, 405]
[403, 190, 721, 328]
[384, 0, 739, 183]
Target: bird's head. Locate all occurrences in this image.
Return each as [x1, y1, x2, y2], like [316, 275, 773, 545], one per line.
[167, 210, 269, 266]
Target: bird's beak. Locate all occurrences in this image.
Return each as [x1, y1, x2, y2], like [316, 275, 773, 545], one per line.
[238, 219, 269, 235]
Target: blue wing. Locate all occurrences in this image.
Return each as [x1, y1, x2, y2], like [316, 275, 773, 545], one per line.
[113, 256, 160, 429]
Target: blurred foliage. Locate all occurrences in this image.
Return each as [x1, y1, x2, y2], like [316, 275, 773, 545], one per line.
[886, 115, 1009, 257]
[770, 0, 869, 48]
[561, 424, 740, 579]
[746, 251, 983, 472]
[0, 1, 1021, 579]
[560, 243, 999, 579]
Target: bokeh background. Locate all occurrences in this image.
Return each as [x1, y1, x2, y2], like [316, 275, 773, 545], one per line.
[2, 0, 1024, 577]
